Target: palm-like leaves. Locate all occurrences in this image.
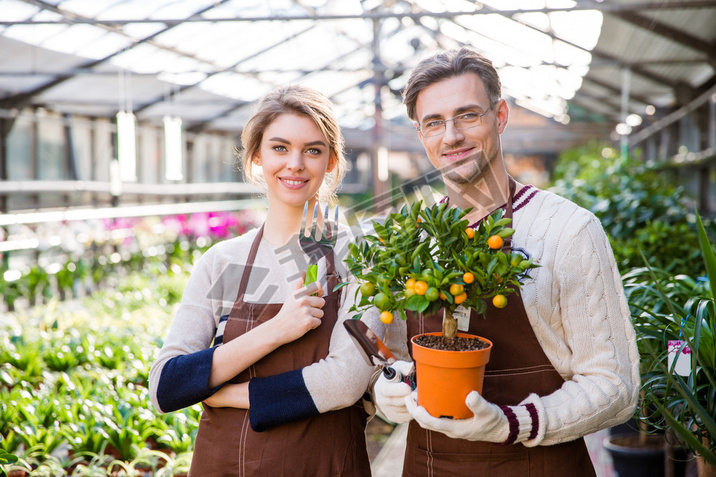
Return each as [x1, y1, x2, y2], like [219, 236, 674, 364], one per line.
[624, 212, 716, 465]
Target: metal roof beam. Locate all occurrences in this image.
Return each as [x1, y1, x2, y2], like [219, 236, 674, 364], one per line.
[609, 10, 716, 61]
[2, 0, 233, 110]
[480, 3, 692, 91]
[184, 42, 372, 133]
[3, 2, 715, 26]
[132, 25, 318, 115]
[581, 76, 653, 106]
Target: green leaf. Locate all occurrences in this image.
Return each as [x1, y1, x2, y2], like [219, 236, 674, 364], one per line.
[305, 264, 318, 286]
[333, 281, 352, 292]
[405, 294, 427, 312]
[696, 210, 716, 306]
[653, 401, 716, 466]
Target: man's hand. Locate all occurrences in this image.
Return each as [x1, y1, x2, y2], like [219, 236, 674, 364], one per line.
[374, 361, 415, 424]
[406, 391, 544, 445]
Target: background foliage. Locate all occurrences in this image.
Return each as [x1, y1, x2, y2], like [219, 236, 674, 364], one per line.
[0, 210, 260, 476]
[549, 142, 709, 274]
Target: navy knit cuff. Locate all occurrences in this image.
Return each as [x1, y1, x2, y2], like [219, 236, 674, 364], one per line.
[248, 369, 319, 432]
[156, 347, 223, 412]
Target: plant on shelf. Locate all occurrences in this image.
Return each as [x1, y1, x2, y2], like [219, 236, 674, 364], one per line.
[623, 212, 716, 471]
[344, 200, 536, 340]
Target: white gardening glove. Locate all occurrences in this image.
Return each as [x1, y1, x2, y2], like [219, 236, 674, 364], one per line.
[374, 360, 415, 424]
[406, 391, 546, 446]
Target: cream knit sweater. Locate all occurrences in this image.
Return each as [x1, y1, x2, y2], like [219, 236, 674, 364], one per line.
[380, 186, 641, 446]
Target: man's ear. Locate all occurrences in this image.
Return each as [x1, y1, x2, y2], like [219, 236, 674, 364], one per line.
[327, 155, 337, 173]
[496, 99, 509, 134]
[414, 122, 425, 142]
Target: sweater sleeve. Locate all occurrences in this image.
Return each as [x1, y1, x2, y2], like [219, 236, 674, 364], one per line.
[520, 211, 640, 447]
[247, 281, 381, 431]
[155, 347, 223, 412]
[149, 247, 222, 414]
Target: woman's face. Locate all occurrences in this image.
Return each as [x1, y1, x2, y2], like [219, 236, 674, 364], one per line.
[253, 113, 335, 208]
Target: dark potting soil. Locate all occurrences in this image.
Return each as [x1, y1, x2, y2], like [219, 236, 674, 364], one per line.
[414, 334, 489, 351]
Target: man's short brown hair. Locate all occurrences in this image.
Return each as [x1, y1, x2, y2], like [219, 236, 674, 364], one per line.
[403, 47, 502, 121]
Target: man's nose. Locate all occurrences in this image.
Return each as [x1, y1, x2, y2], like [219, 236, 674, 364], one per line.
[443, 120, 465, 144]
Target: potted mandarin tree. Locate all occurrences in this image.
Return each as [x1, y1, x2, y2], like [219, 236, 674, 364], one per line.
[344, 200, 536, 418]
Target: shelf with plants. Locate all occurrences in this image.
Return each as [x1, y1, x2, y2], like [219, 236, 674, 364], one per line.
[1, 266, 198, 476]
[1, 209, 262, 312]
[0, 209, 262, 476]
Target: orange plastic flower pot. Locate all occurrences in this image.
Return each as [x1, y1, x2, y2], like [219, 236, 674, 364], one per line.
[411, 332, 492, 419]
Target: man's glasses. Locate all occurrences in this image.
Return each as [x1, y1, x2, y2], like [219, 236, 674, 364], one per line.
[417, 106, 493, 138]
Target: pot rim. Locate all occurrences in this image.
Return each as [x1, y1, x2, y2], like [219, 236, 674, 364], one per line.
[411, 331, 493, 352]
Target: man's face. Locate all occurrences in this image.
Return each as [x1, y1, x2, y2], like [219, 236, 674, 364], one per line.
[414, 73, 508, 185]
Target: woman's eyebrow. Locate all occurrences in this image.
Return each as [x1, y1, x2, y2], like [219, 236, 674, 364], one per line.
[267, 137, 327, 147]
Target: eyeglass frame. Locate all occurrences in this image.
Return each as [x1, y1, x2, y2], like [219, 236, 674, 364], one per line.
[415, 103, 496, 138]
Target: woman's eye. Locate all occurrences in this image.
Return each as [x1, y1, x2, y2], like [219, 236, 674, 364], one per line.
[306, 147, 322, 155]
[273, 145, 287, 152]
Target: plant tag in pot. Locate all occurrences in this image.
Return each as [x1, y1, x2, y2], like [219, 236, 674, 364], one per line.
[452, 306, 471, 332]
[667, 340, 691, 376]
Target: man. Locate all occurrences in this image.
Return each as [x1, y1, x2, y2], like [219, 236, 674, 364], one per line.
[373, 46, 640, 476]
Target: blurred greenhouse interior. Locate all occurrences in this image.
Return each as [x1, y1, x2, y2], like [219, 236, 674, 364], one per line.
[1, 1, 716, 475]
[0, 0, 714, 301]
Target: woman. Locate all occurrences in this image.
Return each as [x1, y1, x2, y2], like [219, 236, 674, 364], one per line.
[149, 85, 379, 476]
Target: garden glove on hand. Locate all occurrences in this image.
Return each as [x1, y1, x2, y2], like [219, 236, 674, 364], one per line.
[374, 360, 414, 424]
[405, 391, 546, 446]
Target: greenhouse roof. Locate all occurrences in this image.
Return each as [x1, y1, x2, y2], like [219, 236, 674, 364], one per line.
[0, 0, 714, 135]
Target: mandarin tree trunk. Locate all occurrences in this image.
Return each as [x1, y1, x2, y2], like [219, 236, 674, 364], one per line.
[442, 308, 458, 340]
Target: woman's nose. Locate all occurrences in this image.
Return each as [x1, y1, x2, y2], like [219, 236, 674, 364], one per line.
[286, 151, 305, 171]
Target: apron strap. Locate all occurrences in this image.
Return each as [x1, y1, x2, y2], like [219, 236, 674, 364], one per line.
[234, 223, 341, 304]
[502, 176, 517, 253]
[324, 222, 340, 293]
[234, 224, 264, 303]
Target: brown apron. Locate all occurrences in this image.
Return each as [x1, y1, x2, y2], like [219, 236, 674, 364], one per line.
[403, 179, 596, 477]
[189, 226, 371, 477]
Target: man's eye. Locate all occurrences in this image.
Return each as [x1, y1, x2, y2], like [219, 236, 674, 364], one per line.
[460, 113, 479, 120]
[424, 120, 443, 129]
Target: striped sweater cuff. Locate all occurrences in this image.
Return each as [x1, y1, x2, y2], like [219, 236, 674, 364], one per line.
[498, 394, 545, 446]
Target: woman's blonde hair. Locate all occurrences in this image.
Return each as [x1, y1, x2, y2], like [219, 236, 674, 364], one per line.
[236, 84, 346, 204]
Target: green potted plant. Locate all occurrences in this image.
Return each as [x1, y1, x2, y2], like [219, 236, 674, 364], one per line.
[344, 201, 536, 418]
[620, 212, 716, 476]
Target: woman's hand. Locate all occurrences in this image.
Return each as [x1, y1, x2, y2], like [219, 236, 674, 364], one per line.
[203, 383, 250, 409]
[266, 276, 325, 345]
[208, 276, 326, 388]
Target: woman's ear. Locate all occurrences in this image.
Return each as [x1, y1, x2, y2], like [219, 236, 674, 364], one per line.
[326, 155, 337, 173]
[252, 154, 261, 166]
